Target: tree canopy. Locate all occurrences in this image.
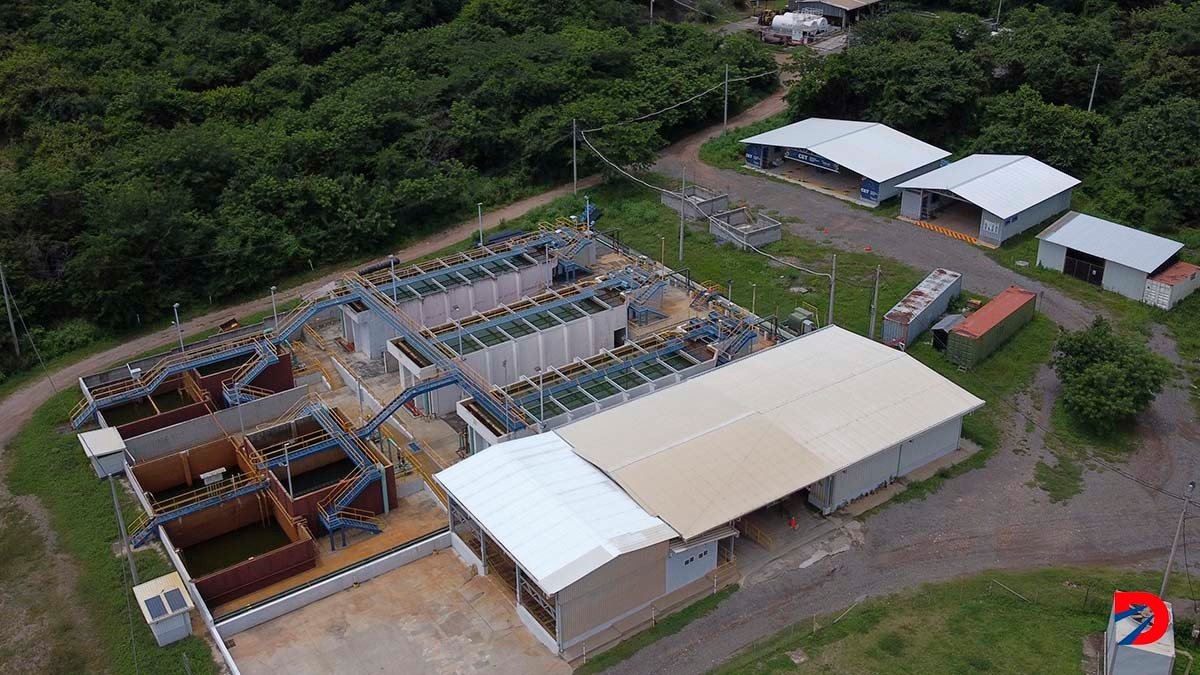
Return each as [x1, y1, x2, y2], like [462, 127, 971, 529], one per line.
[787, 2, 1200, 232]
[0, 0, 775, 354]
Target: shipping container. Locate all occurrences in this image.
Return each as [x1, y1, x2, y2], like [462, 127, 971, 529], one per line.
[946, 286, 1036, 368]
[881, 268, 962, 348]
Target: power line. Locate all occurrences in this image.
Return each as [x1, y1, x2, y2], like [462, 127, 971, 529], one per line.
[582, 68, 780, 133]
[10, 289, 57, 393]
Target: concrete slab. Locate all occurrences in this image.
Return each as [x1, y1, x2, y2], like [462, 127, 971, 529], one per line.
[229, 551, 569, 675]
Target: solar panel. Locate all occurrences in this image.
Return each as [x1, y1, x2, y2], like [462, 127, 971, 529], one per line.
[164, 589, 187, 612]
[144, 595, 167, 620]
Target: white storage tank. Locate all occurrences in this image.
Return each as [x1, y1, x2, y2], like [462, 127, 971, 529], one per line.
[771, 12, 828, 34]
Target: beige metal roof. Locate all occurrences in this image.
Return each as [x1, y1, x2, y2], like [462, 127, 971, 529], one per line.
[557, 326, 984, 539]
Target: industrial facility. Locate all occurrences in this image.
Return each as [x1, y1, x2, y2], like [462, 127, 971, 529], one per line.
[898, 154, 1080, 246]
[741, 118, 950, 207]
[437, 325, 983, 657]
[71, 217, 857, 671]
[1037, 211, 1200, 310]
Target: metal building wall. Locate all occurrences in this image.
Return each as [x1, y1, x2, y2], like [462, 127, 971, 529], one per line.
[900, 189, 923, 220]
[1100, 260, 1149, 301]
[666, 541, 717, 594]
[557, 541, 668, 647]
[981, 189, 1074, 246]
[878, 159, 946, 203]
[1036, 239, 1067, 272]
[881, 271, 962, 347]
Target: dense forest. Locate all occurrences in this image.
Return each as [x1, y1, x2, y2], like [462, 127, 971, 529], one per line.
[0, 0, 774, 377]
[789, 1, 1200, 235]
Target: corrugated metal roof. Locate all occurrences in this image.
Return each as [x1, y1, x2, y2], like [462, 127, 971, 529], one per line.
[557, 326, 984, 539]
[1037, 211, 1183, 274]
[883, 268, 962, 326]
[951, 286, 1036, 340]
[434, 433, 678, 595]
[897, 155, 1080, 220]
[740, 118, 950, 182]
[1150, 260, 1200, 286]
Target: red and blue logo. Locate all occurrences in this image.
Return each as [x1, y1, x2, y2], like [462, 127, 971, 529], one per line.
[1114, 591, 1170, 646]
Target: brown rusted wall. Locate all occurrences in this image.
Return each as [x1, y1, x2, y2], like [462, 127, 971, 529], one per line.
[131, 439, 240, 494]
[194, 537, 317, 607]
[162, 493, 272, 549]
[273, 464, 396, 534]
[195, 351, 294, 405]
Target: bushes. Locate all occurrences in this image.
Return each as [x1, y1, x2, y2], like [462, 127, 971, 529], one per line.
[1053, 317, 1171, 434]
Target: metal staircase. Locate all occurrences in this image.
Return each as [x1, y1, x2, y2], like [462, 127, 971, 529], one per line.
[128, 472, 270, 547]
[220, 341, 279, 405]
[716, 320, 758, 364]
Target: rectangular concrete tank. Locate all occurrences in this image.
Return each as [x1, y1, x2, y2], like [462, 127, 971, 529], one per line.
[881, 268, 962, 348]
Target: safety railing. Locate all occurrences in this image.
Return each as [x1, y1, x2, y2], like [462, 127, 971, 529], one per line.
[402, 442, 448, 506]
[738, 519, 775, 551]
[146, 472, 267, 515]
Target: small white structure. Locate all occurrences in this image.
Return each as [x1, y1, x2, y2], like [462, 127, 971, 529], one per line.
[898, 155, 1080, 246]
[742, 119, 950, 206]
[78, 427, 127, 478]
[1036, 212, 1199, 310]
[133, 572, 194, 647]
[1105, 593, 1174, 675]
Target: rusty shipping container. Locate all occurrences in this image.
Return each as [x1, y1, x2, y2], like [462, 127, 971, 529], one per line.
[881, 268, 962, 348]
[946, 286, 1037, 368]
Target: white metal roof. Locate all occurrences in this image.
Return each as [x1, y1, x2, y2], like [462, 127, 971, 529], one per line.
[78, 427, 126, 459]
[434, 433, 678, 595]
[557, 326, 984, 539]
[133, 572, 193, 624]
[740, 118, 950, 182]
[1037, 211, 1183, 274]
[897, 154, 1080, 220]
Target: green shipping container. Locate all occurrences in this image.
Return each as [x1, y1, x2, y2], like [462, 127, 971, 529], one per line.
[945, 287, 1037, 368]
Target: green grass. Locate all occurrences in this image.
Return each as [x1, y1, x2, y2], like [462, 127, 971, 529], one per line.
[909, 314, 1059, 455]
[576, 586, 739, 675]
[514, 180, 927, 336]
[4, 391, 218, 674]
[698, 113, 790, 170]
[1030, 400, 1139, 502]
[712, 567, 1196, 675]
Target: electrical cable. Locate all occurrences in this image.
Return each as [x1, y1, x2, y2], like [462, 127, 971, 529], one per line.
[582, 68, 780, 133]
[10, 291, 57, 393]
[118, 533, 141, 675]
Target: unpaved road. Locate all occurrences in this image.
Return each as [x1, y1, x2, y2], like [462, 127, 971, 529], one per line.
[597, 102, 1200, 675]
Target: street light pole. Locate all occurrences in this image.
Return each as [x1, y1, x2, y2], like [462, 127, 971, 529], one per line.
[751, 283, 757, 315]
[584, 195, 592, 229]
[477, 203, 484, 246]
[109, 476, 139, 585]
[172, 303, 185, 352]
[388, 254, 397, 302]
[1161, 481, 1196, 598]
[270, 286, 278, 331]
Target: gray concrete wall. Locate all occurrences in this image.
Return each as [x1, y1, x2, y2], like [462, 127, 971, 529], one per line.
[123, 386, 308, 462]
[215, 530, 450, 639]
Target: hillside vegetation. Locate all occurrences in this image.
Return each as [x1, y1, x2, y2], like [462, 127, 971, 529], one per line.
[0, 0, 774, 378]
[789, 2, 1199, 235]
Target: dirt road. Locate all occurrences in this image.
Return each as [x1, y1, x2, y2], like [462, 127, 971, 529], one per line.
[0, 175, 599, 451]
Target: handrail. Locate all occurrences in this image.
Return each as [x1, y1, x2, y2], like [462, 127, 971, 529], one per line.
[147, 472, 267, 515]
[403, 443, 447, 506]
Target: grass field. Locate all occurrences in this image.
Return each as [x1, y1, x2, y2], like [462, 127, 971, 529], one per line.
[2, 391, 217, 674]
[576, 586, 739, 675]
[713, 567, 1196, 675]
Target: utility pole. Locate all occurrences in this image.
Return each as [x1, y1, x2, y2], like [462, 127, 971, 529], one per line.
[572, 119, 578, 195]
[1161, 481, 1196, 598]
[477, 203, 484, 246]
[827, 254, 837, 327]
[751, 283, 758, 315]
[1087, 63, 1100, 112]
[995, 0, 1004, 26]
[723, 65, 730, 134]
[109, 477, 139, 585]
[650, 0, 654, 20]
[0, 263, 19, 357]
[678, 167, 686, 262]
[868, 265, 881, 339]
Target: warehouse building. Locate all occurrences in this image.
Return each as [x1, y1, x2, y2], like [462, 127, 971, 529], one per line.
[787, 0, 882, 25]
[437, 326, 983, 658]
[741, 119, 949, 207]
[898, 155, 1079, 246]
[1037, 212, 1200, 310]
